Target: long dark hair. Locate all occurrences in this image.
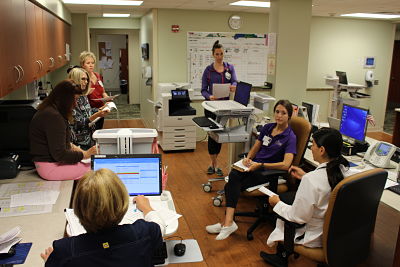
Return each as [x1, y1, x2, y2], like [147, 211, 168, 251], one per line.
[312, 127, 349, 190]
[273, 99, 293, 119]
[38, 79, 83, 122]
[212, 40, 223, 54]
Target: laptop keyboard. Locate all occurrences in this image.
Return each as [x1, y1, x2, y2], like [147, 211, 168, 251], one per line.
[388, 184, 400, 195]
[193, 116, 219, 128]
[152, 241, 168, 265]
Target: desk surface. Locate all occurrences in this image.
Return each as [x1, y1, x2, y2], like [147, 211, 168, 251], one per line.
[303, 136, 400, 212]
[0, 170, 74, 267]
[0, 171, 179, 266]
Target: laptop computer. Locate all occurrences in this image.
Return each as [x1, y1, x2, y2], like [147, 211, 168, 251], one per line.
[233, 81, 252, 106]
[91, 154, 162, 196]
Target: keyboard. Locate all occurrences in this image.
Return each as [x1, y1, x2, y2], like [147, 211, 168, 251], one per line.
[193, 116, 219, 129]
[152, 241, 168, 265]
[387, 184, 400, 195]
[207, 100, 244, 110]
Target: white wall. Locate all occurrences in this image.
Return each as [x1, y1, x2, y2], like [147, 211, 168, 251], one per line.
[306, 17, 395, 130]
[34, 0, 71, 23]
[88, 18, 140, 29]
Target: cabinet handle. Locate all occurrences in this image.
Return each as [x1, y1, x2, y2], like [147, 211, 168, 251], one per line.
[38, 60, 43, 70]
[58, 55, 63, 61]
[174, 129, 185, 131]
[174, 135, 185, 138]
[18, 65, 25, 81]
[49, 57, 55, 67]
[35, 60, 41, 71]
[13, 66, 21, 83]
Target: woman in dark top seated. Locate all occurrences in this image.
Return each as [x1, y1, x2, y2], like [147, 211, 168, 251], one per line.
[41, 168, 166, 267]
[29, 80, 97, 180]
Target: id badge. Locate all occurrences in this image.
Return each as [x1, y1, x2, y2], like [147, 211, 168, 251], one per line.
[225, 71, 231, 80]
[263, 136, 272, 146]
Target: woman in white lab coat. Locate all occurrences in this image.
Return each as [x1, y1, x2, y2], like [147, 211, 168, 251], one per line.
[261, 127, 356, 266]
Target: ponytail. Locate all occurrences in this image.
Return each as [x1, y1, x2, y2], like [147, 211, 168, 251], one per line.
[212, 40, 223, 54]
[312, 127, 350, 190]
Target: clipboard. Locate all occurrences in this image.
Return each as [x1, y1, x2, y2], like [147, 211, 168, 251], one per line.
[212, 84, 230, 99]
[0, 243, 32, 265]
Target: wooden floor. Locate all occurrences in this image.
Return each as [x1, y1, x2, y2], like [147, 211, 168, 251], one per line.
[105, 119, 400, 267]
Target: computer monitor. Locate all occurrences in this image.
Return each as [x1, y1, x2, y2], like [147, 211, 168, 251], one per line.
[339, 104, 368, 143]
[91, 154, 162, 196]
[301, 101, 319, 125]
[234, 81, 252, 106]
[336, 71, 348, 85]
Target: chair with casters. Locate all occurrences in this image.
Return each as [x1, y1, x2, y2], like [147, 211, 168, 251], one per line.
[261, 168, 388, 267]
[234, 116, 312, 240]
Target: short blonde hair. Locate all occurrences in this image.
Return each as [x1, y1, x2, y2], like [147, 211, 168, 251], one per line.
[67, 67, 91, 95]
[73, 169, 129, 233]
[79, 51, 97, 67]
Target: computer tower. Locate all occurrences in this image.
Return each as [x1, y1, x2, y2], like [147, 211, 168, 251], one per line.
[0, 100, 40, 167]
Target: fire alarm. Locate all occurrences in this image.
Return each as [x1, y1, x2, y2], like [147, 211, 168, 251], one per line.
[171, 25, 180, 33]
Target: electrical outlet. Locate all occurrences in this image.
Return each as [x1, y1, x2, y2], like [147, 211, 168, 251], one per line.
[374, 80, 379, 85]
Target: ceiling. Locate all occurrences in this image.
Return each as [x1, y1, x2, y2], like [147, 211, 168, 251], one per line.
[64, 0, 400, 23]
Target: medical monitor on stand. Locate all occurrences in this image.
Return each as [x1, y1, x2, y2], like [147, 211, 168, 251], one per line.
[339, 104, 370, 155]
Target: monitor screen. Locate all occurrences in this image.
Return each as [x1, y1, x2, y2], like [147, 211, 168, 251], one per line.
[301, 102, 313, 124]
[91, 154, 162, 196]
[336, 71, 348, 85]
[339, 104, 368, 142]
[171, 89, 189, 100]
[375, 142, 392, 156]
[234, 81, 252, 106]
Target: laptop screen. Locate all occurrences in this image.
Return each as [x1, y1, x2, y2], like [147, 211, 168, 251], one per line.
[91, 154, 162, 196]
[234, 82, 252, 106]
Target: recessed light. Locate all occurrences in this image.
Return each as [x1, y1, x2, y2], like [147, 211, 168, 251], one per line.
[341, 13, 400, 19]
[103, 13, 131, 17]
[63, 0, 143, 5]
[229, 1, 270, 8]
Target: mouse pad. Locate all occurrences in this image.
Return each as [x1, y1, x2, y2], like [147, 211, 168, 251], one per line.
[165, 239, 203, 264]
[0, 242, 32, 265]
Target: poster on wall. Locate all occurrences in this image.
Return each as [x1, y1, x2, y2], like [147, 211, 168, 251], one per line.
[187, 32, 268, 89]
[98, 41, 113, 69]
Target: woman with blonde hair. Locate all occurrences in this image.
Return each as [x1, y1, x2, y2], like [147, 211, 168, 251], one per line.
[67, 66, 109, 150]
[41, 168, 166, 267]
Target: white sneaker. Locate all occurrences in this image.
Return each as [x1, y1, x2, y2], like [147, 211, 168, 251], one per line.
[206, 223, 222, 234]
[216, 222, 238, 240]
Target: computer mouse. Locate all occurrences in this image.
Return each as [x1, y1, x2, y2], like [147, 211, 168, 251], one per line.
[173, 243, 186, 257]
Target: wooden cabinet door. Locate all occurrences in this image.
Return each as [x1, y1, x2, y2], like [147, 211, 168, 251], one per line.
[42, 10, 56, 73]
[25, 0, 42, 81]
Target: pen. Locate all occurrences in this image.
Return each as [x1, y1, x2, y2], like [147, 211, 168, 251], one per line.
[133, 202, 137, 212]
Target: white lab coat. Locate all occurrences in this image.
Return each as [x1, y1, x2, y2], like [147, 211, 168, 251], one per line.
[267, 163, 359, 248]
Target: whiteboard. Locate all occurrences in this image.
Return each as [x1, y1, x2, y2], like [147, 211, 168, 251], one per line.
[187, 32, 268, 90]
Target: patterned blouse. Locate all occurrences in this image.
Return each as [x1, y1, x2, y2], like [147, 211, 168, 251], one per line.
[70, 96, 98, 148]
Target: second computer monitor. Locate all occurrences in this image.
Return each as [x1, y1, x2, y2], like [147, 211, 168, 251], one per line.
[339, 104, 368, 143]
[336, 71, 348, 85]
[234, 81, 252, 106]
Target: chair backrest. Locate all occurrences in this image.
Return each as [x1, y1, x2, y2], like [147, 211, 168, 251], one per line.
[322, 168, 388, 266]
[289, 116, 312, 166]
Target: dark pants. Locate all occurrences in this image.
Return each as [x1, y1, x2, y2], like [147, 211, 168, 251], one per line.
[95, 117, 105, 130]
[204, 109, 221, 155]
[224, 169, 273, 208]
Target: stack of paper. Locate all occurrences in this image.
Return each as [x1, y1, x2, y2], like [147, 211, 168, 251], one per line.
[0, 226, 22, 254]
[231, 159, 249, 172]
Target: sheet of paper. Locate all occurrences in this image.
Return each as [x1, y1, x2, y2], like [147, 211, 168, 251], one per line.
[385, 179, 399, 189]
[0, 199, 52, 217]
[10, 190, 60, 207]
[0, 236, 22, 254]
[258, 186, 277, 197]
[0, 226, 21, 244]
[231, 159, 249, 172]
[92, 94, 120, 102]
[212, 83, 230, 99]
[0, 181, 61, 199]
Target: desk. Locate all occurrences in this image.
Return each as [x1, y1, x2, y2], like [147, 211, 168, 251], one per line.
[303, 136, 400, 212]
[0, 171, 179, 266]
[0, 170, 74, 267]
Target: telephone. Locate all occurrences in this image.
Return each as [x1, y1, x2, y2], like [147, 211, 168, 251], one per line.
[364, 141, 397, 168]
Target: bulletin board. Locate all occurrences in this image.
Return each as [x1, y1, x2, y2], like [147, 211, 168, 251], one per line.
[187, 32, 268, 89]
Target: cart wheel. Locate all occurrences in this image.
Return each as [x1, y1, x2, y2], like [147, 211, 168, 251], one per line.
[212, 196, 223, 207]
[247, 233, 254, 241]
[202, 183, 212, 192]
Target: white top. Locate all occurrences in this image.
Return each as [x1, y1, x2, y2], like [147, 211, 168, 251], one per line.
[267, 163, 358, 248]
[145, 210, 166, 236]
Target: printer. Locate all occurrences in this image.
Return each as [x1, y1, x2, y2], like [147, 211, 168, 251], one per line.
[156, 83, 197, 151]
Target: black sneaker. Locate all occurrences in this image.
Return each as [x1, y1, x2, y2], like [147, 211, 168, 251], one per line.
[260, 251, 288, 267]
[207, 166, 215, 174]
[215, 168, 224, 176]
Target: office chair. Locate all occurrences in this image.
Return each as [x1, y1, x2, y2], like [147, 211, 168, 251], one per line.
[261, 168, 388, 267]
[234, 116, 312, 240]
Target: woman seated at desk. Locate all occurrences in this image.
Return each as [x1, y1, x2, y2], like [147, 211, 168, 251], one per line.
[29, 80, 97, 181]
[206, 99, 297, 240]
[260, 128, 354, 266]
[41, 168, 166, 267]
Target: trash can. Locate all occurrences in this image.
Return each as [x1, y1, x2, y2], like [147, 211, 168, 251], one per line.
[120, 79, 128, 94]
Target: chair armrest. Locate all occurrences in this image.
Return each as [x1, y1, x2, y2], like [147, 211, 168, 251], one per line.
[275, 214, 305, 256]
[259, 169, 287, 192]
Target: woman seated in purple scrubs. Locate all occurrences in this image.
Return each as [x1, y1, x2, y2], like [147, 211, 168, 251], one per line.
[205, 99, 297, 240]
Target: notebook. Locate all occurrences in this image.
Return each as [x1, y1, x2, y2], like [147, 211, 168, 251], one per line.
[91, 154, 162, 196]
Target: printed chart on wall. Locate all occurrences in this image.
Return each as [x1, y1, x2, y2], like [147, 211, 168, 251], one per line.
[187, 32, 268, 90]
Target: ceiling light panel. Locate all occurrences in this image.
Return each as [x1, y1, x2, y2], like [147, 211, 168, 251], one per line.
[341, 13, 400, 19]
[63, 0, 143, 5]
[103, 13, 131, 17]
[229, 1, 270, 8]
